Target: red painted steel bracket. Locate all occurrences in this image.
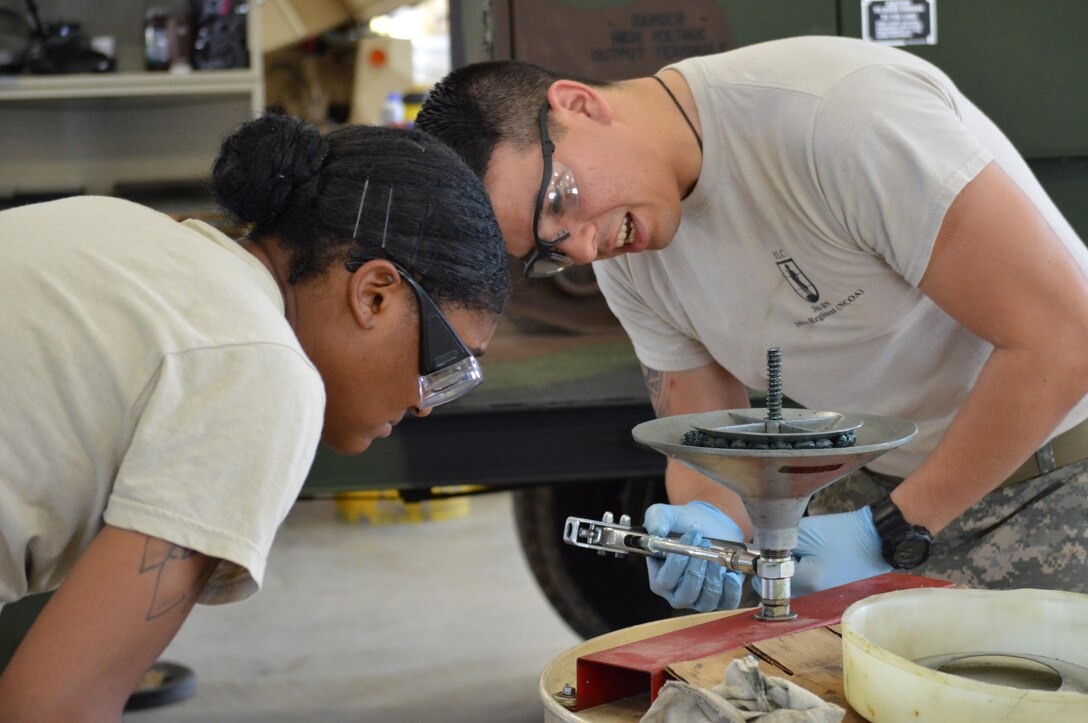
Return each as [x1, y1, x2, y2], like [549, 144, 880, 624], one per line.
[574, 572, 955, 710]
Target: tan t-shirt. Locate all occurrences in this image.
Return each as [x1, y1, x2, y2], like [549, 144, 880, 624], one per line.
[0, 196, 325, 605]
[594, 37, 1088, 477]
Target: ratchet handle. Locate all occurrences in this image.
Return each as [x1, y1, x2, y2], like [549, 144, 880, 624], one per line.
[563, 515, 758, 575]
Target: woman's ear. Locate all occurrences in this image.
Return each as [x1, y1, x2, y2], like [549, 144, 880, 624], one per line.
[346, 259, 402, 330]
[548, 79, 613, 126]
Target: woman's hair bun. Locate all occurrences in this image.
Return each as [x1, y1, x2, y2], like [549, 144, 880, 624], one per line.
[211, 114, 329, 228]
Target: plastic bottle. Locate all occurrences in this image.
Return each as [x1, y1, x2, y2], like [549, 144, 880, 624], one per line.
[380, 92, 406, 126]
[144, 0, 191, 72]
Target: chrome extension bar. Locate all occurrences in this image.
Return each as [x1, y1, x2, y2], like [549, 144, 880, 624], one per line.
[563, 513, 758, 576]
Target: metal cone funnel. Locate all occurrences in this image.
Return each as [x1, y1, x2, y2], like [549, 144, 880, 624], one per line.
[632, 409, 917, 551]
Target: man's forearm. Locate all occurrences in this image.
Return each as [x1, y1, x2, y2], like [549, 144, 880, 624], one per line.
[665, 459, 754, 540]
[894, 346, 1088, 534]
[641, 360, 760, 541]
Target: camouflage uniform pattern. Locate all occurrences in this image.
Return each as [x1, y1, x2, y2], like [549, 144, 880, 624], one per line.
[808, 460, 1088, 592]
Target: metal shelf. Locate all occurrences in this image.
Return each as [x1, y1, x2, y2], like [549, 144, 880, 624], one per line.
[0, 69, 261, 102]
[0, 3, 264, 197]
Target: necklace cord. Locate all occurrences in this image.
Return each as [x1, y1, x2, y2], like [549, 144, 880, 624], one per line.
[651, 75, 703, 152]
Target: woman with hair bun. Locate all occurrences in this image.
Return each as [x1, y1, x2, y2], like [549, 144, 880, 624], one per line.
[0, 114, 510, 718]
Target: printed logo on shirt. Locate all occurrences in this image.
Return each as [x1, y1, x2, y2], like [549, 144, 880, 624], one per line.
[772, 248, 867, 327]
[774, 254, 819, 303]
[794, 289, 867, 327]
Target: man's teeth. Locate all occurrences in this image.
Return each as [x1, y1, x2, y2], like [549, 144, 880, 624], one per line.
[616, 216, 632, 248]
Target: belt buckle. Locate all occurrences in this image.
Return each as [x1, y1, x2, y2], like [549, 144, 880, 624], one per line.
[1035, 442, 1057, 476]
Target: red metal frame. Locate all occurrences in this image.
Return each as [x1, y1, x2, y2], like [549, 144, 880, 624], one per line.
[574, 572, 955, 710]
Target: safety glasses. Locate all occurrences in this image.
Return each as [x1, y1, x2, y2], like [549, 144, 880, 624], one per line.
[524, 104, 579, 278]
[345, 253, 482, 408]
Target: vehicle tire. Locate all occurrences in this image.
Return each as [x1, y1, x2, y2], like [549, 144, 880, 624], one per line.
[513, 477, 682, 640]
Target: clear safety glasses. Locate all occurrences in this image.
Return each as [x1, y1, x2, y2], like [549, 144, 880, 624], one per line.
[395, 263, 482, 407]
[345, 253, 482, 408]
[524, 104, 581, 278]
[346, 183, 482, 409]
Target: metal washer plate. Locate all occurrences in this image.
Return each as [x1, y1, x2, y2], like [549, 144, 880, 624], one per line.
[693, 409, 864, 443]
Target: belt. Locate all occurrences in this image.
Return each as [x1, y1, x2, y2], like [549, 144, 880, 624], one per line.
[1002, 416, 1088, 487]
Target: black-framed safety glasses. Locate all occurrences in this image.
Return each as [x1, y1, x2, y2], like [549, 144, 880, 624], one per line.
[345, 183, 482, 408]
[524, 104, 581, 278]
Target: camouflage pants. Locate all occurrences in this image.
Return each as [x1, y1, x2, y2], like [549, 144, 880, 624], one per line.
[807, 460, 1088, 592]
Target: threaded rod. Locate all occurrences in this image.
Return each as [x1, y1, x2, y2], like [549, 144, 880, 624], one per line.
[766, 347, 783, 422]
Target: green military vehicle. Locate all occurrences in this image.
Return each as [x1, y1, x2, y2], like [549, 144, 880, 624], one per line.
[303, 0, 1088, 640]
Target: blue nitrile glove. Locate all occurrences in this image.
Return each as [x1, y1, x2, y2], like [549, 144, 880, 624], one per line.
[644, 501, 746, 612]
[785, 507, 892, 596]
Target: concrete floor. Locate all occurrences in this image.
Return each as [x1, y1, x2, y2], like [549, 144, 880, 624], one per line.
[125, 491, 582, 723]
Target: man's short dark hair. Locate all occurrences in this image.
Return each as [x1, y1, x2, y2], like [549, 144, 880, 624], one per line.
[416, 60, 609, 180]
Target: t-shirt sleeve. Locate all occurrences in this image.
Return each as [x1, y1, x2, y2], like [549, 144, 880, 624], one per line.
[811, 64, 993, 286]
[593, 258, 714, 373]
[103, 343, 325, 605]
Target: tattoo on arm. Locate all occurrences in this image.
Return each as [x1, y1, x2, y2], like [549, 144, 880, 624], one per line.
[642, 366, 670, 417]
[138, 538, 212, 621]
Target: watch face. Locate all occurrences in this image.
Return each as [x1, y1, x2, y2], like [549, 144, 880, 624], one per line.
[892, 536, 931, 568]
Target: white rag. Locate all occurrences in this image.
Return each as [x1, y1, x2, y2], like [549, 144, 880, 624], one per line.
[640, 654, 845, 723]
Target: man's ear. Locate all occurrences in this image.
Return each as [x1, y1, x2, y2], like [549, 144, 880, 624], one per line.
[346, 259, 402, 330]
[547, 79, 613, 126]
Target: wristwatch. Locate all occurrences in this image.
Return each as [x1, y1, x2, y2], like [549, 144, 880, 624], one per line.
[869, 496, 933, 569]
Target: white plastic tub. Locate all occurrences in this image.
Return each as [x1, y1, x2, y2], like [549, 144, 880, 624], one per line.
[841, 587, 1088, 722]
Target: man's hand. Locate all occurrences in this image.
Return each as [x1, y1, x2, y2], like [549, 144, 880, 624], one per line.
[786, 507, 892, 596]
[644, 501, 746, 612]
